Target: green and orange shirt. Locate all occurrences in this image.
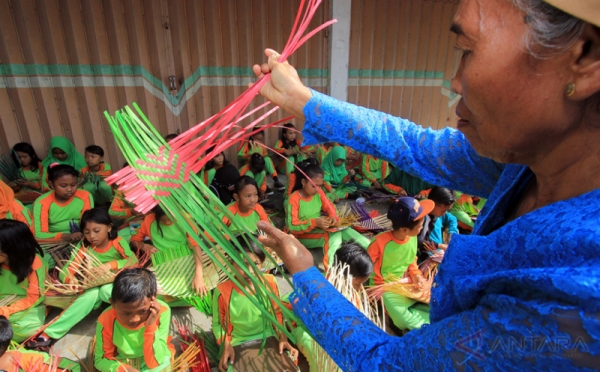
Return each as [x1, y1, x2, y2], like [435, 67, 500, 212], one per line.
[32, 190, 93, 241]
[0, 254, 46, 318]
[285, 190, 338, 235]
[94, 300, 175, 372]
[130, 213, 197, 251]
[222, 202, 270, 235]
[360, 155, 390, 183]
[80, 163, 113, 179]
[108, 190, 138, 228]
[239, 164, 267, 192]
[237, 141, 269, 161]
[4, 200, 33, 231]
[367, 232, 421, 286]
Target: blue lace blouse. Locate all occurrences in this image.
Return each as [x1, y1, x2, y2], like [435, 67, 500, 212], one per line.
[289, 90, 600, 371]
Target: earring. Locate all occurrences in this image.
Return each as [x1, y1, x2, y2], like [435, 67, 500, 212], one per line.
[565, 83, 576, 97]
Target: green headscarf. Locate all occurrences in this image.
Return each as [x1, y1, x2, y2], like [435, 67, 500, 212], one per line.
[41, 136, 87, 170]
[322, 146, 348, 184]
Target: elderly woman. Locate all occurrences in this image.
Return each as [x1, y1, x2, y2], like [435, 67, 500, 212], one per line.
[254, 0, 600, 370]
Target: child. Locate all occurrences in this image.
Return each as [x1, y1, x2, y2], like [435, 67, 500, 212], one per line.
[212, 235, 298, 372]
[315, 142, 334, 165]
[360, 155, 390, 190]
[209, 164, 240, 206]
[382, 166, 435, 197]
[286, 164, 370, 270]
[273, 123, 311, 176]
[449, 192, 486, 233]
[94, 268, 175, 372]
[33, 164, 93, 243]
[321, 146, 359, 200]
[0, 180, 33, 230]
[11, 142, 45, 194]
[222, 176, 270, 235]
[237, 128, 284, 190]
[80, 145, 113, 206]
[40, 208, 138, 342]
[368, 197, 434, 331]
[239, 154, 270, 198]
[41, 137, 87, 190]
[417, 187, 458, 259]
[0, 220, 46, 343]
[130, 205, 207, 295]
[0, 316, 79, 371]
[200, 146, 228, 186]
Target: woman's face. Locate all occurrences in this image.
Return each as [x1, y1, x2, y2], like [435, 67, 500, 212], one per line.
[16, 151, 32, 167]
[451, 0, 578, 164]
[52, 148, 68, 161]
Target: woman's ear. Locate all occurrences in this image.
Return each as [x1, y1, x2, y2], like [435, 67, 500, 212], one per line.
[570, 25, 600, 101]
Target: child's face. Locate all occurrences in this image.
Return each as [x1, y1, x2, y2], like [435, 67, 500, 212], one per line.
[111, 298, 152, 328]
[158, 214, 173, 226]
[352, 276, 369, 291]
[83, 221, 112, 248]
[407, 218, 426, 237]
[15, 151, 31, 167]
[233, 252, 262, 280]
[235, 184, 259, 211]
[49, 175, 78, 200]
[213, 153, 224, 166]
[0, 250, 7, 265]
[253, 132, 264, 142]
[284, 130, 297, 142]
[52, 148, 68, 161]
[334, 159, 344, 167]
[302, 175, 323, 196]
[85, 152, 103, 167]
[430, 203, 454, 217]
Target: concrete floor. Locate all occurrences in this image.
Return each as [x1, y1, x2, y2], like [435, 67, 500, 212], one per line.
[50, 176, 394, 370]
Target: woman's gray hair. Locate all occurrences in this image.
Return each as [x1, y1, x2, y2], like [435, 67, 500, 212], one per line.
[513, 0, 586, 58]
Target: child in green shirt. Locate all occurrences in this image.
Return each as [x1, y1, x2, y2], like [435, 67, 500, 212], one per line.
[80, 145, 114, 206]
[0, 220, 46, 344]
[237, 128, 284, 191]
[11, 142, 45, 196]
[239, 154, 270, 198]
[95, 268, 175, 372]
[40, 137, 87, 191]
[222, 176, 271, 235]
[321, 146, 359, 199]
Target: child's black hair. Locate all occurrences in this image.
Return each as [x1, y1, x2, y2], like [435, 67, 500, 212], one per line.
[249, 153, 266, 173]
[334, 241, 374, 279]
[0, 219, 44, 283]
[111, 268, 157, 304]
[84, 145, 104, 157]
[205, 145, 229, 170]
[151, 204, 168, 237]
[248, 128, 264, 147]
[428, 186, 456, 206]
[11, 142, 41, 172]
[279, 123, 297, 149]
[233, 175, 259, 196]
[80, 208, 116, 245]
[164, 133, 179, 141]
[233, 234, 266, 263]
[47, 164, 79, 182]
[0, 316, 12, 356]
[292, 163, 324, 193]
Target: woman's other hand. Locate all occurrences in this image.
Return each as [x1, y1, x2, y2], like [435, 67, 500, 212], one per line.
[257, 221, 313, 274]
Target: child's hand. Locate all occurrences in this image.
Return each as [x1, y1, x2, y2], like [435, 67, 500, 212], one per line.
[219, 342, 235, 372]
[142, 244, 158, 255]
[349, 169, 356, 176]
[279, 339, 299, 360]
[315, 218, 330, 230]
[144, 297, 160, 327]
[284, 148, 295, 156]
[191, 273, 208, 297]
[124, 365, 139, 372]
[373, 180, 382, 189]
[62, 232, 83, 242]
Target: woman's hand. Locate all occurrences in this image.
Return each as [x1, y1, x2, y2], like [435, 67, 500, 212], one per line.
[278, 335, 299, 360]
[219, 341, 235, 372]
[257, 221, 314, 274]
[191, 273, 208, 297]
[251, 49, 312, 120]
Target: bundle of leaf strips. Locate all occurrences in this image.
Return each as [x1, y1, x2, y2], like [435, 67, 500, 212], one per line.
[351, 202, 392, 232]
[0, 153, 25, 184]
[174, 321, 212, 371]
[366, 260, 439, 305]
[0, 294, 18, 308]
[104, 0, 336, 344]
[335, 203, 360, 228]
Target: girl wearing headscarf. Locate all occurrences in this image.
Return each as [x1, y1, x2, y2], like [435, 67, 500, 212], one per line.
[41, 136, 87, 190]
[321, 146, 358, 199]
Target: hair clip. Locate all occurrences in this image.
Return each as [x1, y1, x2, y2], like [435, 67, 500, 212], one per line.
[49, 162, 60, 169]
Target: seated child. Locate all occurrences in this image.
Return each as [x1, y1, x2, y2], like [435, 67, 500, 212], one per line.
[11, 142, 45, 195]
[237, 128, 284, 190]
[368, 197, 434, 331]
[222, 176, 270, 235]
[273, 123, 311, 176]
[0, 316, 79, 371]
[200, 146, 228, 186]
[286, 164, 370, 270]
[239, 154, 270, 199]
[209, 164, 240, 206]
[109, 163, 143, 235]
[360, 155, 390, 190]
[130, 205, 207, 296]
[33, 164, 93, 243]
[40, 208, 138, 342]
[94, 268, 175, 372]
[0, 220, 46, 343]
[212, 235, 298, 372]
[321, 146, 359, 199]
[0, 181, 33, 231]
[315, 142, 334, 165]
[449, 192, 486, 233]
[41, 137, 87, 190]
[382, 166, 435, 197]
[417, 187, 458, 260]
[80, 145, 113, 206]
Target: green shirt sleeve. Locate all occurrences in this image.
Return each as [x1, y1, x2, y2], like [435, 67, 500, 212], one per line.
[94, 319, 126, 372]
[143, 302, 172, 368]
[211, 287, 227, 343]
[114, 239, 138, 270]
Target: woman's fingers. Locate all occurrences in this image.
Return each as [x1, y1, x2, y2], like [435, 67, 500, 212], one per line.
[257, 221, 313, 274]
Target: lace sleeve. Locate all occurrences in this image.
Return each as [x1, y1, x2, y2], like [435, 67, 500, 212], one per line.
[301, 90, 504, 198]
[290, 267, 599, 371]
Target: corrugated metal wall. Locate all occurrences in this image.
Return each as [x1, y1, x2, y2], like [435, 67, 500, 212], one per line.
[348, 0, 460, 129]
[0, 0, 330, 168]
